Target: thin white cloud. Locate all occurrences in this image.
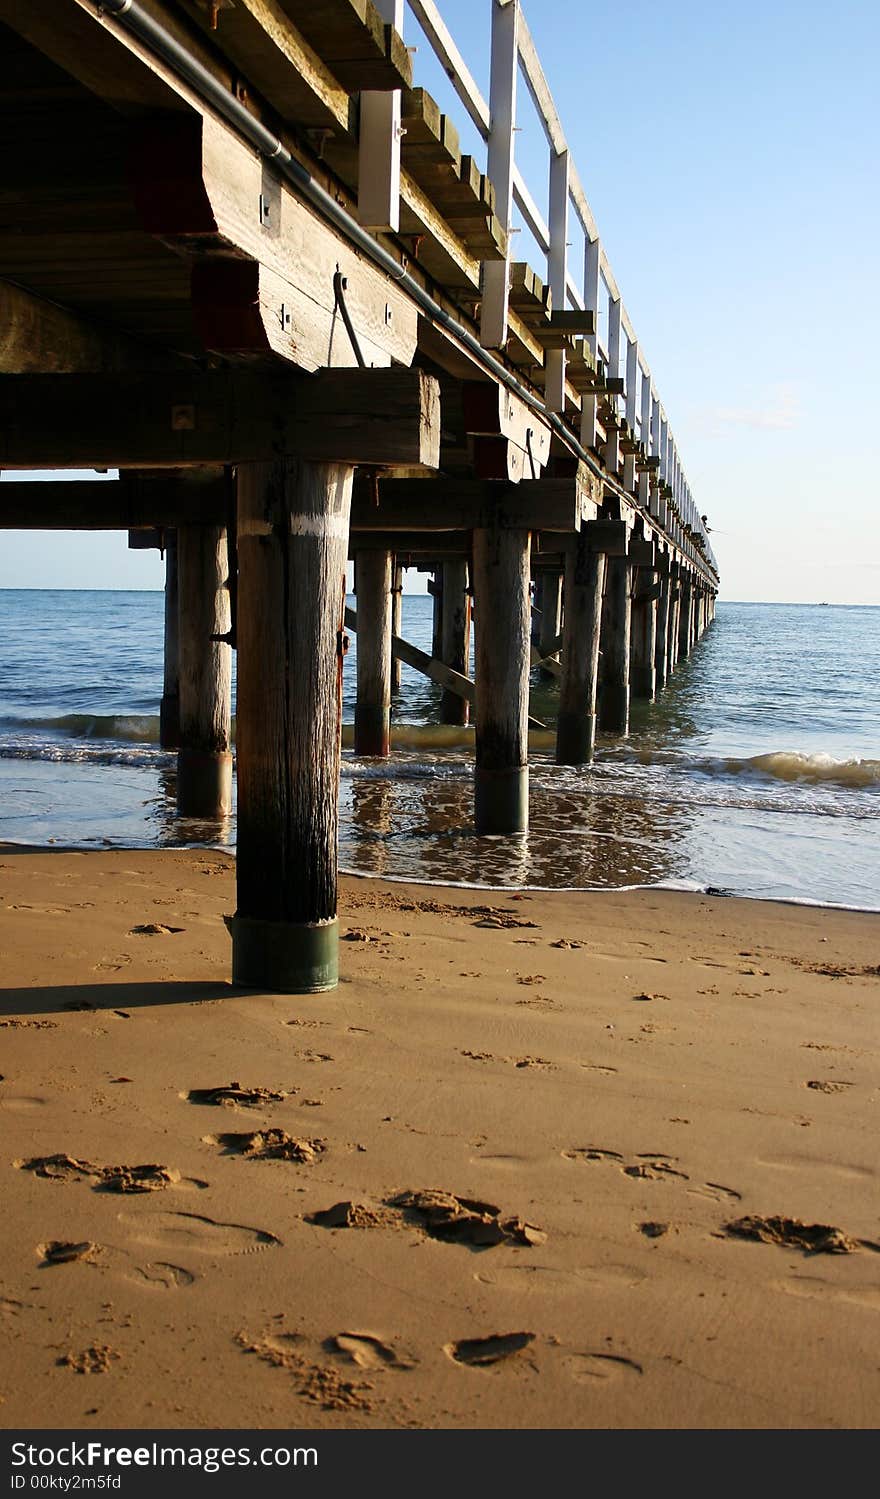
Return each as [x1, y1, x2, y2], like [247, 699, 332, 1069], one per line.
[693, 383, 800, 436]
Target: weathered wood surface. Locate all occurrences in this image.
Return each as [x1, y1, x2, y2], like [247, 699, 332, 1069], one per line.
[0, 280, 181, 375]
[160, 531, 180, 751]
[440, 558, 471, 725]
[654, 559, 672, 691]
[175, 0, 355, 133]
[557, 537, 605, 764]
[234, 458, 352, 988]
[391, 562, 403, 692]
[176, 525, 233, 816]
[1, 368, 440, 470]
[472, 523, 532, 833]
[350, 476, 596, 532]
[354, 549, 393, 756]
[536, 570, 563, 678]
[631, 565, 658, 701]
[598, 555, 632, 736]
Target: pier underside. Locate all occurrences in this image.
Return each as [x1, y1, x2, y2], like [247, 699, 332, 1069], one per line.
[0, 0, 717, 992]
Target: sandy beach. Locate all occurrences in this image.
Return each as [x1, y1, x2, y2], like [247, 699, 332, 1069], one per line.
[1, 845, 878, 1430]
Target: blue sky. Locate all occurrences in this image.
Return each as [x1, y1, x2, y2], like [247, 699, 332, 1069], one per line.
[1, 0, 877, 602]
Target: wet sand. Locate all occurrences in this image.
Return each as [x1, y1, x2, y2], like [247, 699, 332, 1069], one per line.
[1, 846, 878, 1430]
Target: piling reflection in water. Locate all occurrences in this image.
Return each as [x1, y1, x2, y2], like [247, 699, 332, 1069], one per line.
[338, 750, 688, 891]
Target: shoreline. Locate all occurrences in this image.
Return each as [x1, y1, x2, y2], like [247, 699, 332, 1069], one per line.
[2, 847, 879, 1429]
[5, 841, 880, 917]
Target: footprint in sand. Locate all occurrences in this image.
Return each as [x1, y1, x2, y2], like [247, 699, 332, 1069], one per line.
[126, 1262, 196, 1290]
[327, 1333, 412, 1371]
[475, 1263, 646, 1294]
[687, 1182, 742, 1204]
[771, 1277, 880, 1310]
[203, 1130, 325, 1164]
[184, 1084, 295, 1109]
[14, 1154, 208, 1194]
[37, 1240, 100, 1266]
[565, 1351, 643, 1383]
[129, 923, 184, 936]
[723, 1215, 873, 1255]
[445, 1332, 535, 1368]
[116, 1208, 281, 1258]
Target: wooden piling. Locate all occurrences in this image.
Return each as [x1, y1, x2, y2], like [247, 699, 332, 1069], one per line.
[472, 524, 531, 833]
[391, 562, 404, 692]
[159, 529, 180, 750]
[678, 573, 693, 660]
[537, 569, 563, 679]
[176, 525, 232, 817]
[430, 568, 444, 661]
[656, 557, 671, 689]
[440, 558, 471, 725]
[668, 567, 682, 672]
[556, 535, 605, 764]
[598, 555, 631, 735]
[232, 458, 353, 993]
[354, 549, 393, 757]
[631, 565, 658, 700]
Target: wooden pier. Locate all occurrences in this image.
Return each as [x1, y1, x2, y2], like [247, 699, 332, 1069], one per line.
[0, 0, 718, 991]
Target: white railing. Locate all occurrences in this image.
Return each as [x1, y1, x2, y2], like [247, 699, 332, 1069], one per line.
[403, 0, 716, 574]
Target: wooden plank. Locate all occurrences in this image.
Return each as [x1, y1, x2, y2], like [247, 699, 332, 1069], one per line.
[1, 367, 441, 470]
[175, 0, 354, 133]
[275, 0, 412, 90]
[508, 262, 551, 320]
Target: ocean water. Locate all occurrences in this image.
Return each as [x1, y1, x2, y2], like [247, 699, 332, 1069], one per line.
[0, 590, 877, 908]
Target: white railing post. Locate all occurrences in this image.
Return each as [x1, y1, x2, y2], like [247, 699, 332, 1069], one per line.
[649, 395, 661, 520]
[638, 367, 651, 507]
[358, 0, 403, 232]
[604, 295, 621, 474]
[545, 146, 569, 412]
[480, 0, 520, 350]
[659, 413, 669, 530]
[624, 337, 638, 492]
[579, 233, 600, 449]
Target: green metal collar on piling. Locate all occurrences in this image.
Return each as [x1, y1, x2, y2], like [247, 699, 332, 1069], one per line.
[229, 915, 339, 994]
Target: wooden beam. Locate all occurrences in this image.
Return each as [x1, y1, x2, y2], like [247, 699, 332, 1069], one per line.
[584, 518, 630, 555]
[1, 368, 441, 470]
[131, 113, 418, 372]
[0, 476, 226, 529]
[0, 280, 182, 375]
[461, 381, 551, 468]
[0, 0, 186, 114]
[350, 476, 595, 533]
